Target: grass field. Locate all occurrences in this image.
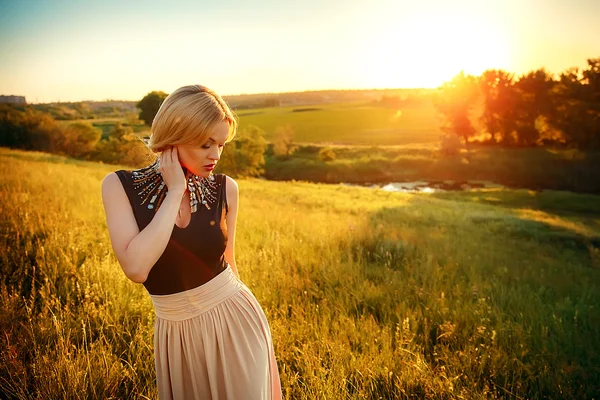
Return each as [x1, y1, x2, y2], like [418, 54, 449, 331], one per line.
[69, 101, 444, 147]
[236, 102, 443, 146]
[1, 148, 599, 399]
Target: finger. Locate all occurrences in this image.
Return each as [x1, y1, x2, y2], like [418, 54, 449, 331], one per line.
[171, 147, 179, 162]
[161, 150, 170, 169]
[161, 149, 170, 167]
[168, 147, 175, 164]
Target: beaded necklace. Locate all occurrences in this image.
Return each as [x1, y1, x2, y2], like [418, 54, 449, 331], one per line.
[132, 160, 217, 213]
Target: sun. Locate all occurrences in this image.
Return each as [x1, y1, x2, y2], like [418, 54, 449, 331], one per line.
[356, 12, 512, 88]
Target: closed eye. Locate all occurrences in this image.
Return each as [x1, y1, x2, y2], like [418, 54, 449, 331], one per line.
[202, 143, 226, 149]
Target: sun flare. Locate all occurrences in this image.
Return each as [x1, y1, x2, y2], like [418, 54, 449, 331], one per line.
[357, 11, 511, 88]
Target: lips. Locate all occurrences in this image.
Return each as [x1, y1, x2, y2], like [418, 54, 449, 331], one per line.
[203, 164, 216, 171]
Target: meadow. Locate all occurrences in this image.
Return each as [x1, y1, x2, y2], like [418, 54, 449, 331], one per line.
[236, 102, 443, 146]
[1, 148, 599, 399]
[68, 101, 443, 146]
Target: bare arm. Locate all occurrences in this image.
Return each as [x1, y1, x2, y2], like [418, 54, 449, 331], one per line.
[223, 175, 239, 278]
[101, 148, 186, 283]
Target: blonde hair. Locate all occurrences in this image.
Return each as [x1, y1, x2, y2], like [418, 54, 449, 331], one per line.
[147, 85, 237, 153]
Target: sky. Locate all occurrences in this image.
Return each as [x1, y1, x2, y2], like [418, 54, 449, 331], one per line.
[0, 0, 599, 103]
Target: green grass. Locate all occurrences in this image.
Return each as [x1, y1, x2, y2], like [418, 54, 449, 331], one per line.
[62, 101, 443, 147]
[1, 148, 599, 399]
[237, 102, 442, 146]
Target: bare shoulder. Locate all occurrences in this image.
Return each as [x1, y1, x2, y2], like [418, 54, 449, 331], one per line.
[101, 171, 121, 192]
[101, 171, 128, 208]
[224, 175, 238, 193]
[223, 175, 239, 212]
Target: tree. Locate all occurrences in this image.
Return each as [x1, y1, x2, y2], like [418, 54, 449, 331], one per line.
[579, 58, 600, 148]
[0, 105, 60, 152]
[217, 125, 267, 177]
[479, 69, 516, 143]
[434, 72, 480, 148]
[137, 91, 168, 126]
[273, 124, 296, 158]
[55, 122, 101, 158]
[546, 62, 600, 149]
[512, 69, 555, 146]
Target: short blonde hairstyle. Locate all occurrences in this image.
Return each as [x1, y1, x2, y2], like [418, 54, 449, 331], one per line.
[147, 85, 237, 153]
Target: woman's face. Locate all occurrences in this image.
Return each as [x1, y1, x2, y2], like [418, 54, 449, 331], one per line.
[176, 121, 230, 177]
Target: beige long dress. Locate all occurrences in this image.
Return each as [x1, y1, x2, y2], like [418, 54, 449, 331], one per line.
[151, 265, 282, 399]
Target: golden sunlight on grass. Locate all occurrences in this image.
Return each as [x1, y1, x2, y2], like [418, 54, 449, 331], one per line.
[1, 149, 599, 399]
[516, 208, 598, 238]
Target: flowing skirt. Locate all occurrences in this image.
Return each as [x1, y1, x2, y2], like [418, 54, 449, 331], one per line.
[150, 265, 282, 400]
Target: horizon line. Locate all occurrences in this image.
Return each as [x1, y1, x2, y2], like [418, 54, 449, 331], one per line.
[5, 86, 441, 105]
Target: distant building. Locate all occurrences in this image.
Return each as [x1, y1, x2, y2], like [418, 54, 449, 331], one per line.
[0, 95, 26, 105]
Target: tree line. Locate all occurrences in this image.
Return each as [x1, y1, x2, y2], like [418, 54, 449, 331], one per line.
[0, 104, 150, 166]
[0, 100, 267, 178]
[435, 57, 600, 150]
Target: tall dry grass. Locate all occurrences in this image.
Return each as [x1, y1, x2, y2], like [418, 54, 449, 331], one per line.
[1, 148, 599, 399]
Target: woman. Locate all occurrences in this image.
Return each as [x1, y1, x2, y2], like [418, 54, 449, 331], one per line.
[101, 84, 282, 399]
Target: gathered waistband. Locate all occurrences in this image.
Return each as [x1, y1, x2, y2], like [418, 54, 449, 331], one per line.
[149, 265, 243, 321]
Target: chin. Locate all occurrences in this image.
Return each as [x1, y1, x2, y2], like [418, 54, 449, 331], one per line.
[191, 167, 213, 177]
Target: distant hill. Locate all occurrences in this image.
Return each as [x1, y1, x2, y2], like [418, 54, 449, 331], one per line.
[26, 101, 138, 120]
[223, 88, 437, 109]
[18, 88, 437, 119]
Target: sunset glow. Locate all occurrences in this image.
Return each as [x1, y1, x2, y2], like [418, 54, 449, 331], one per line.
[0, 0, 598, 102]
[354, 11, 512, 88]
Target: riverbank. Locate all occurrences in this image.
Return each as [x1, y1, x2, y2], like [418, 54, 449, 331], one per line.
[263, 144, 600, 194]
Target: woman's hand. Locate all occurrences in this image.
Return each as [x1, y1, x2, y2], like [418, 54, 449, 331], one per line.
[102, 146, 189, 284]
[158, 147, 186, 195]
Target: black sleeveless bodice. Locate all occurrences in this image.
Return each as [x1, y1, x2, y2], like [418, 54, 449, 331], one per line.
[115, 169, 229, 295]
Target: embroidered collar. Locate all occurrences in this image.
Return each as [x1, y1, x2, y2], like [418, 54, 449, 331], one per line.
[131, 160, 218, 213]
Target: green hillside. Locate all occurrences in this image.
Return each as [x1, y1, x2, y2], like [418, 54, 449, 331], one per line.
[237, 102, 442, 145]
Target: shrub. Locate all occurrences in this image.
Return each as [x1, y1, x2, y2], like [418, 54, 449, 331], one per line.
[217, 125, 267, 177]
[438, 133, 463, 156]
[90, 123, 152, 167]
[0, 105, 61, 151]
[319, 147, 336, 162]
[54, 122, 101, 158]
[273, 124, 296, 158]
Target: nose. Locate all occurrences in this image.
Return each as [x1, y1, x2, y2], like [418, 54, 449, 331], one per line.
[209, 146, 220, 161]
